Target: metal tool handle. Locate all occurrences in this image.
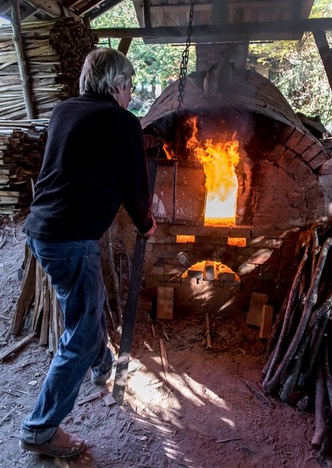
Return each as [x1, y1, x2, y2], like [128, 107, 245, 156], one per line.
[112, 159, 157, 405]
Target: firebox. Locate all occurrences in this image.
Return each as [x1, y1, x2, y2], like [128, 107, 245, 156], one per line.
[111, 67, 331, 320]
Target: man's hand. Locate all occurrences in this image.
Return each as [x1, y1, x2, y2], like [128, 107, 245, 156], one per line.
[143, 215, 157, 239]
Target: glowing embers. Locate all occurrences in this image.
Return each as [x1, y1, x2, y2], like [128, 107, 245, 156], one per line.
[227, 237, 246, 247]
[181, 260, 240, 285]
[176, 235, 196, 243]
[186, 117, 240, 226]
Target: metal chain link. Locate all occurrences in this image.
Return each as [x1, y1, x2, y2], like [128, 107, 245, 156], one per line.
[177, 0, 195, 112]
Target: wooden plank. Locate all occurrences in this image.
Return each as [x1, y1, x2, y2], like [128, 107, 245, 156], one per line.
[93, 18, 332, 42]
[0, 331, 37, 362]
[10, 245, 36, 335]
[21, 0, 64, 18]
[247, 292, 268, 327]
[88, 0, 124, 20]
[10, 0, 35, 119]
[156, 286, 174, 320]
[118, 38, 132, 56]
[259, 304, 274, 340]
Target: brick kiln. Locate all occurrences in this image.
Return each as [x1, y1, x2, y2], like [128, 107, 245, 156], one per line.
[111, 66, 332, 320]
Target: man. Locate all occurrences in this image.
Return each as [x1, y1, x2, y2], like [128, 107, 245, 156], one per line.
[19, 48, 156, 459]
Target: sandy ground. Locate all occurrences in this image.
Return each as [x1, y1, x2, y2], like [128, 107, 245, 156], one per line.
[0, 215, 330, 468]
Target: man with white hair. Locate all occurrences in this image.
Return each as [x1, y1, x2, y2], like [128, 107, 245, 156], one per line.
[19, 48, 156, 459]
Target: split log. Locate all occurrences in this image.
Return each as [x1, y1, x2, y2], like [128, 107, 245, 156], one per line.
[0, 121, 47, 215]
[0, 331, 37, 362]
[262, 223, 332, 454]
[263, 236, 332, 394]
[10, 243, 35, 335]
[278, 299, 331, 402]
[11, 240, 119, 353]
[311, 358, 326, 450]
[263, 231, 311, 382]
[322, 336, 332, 411]
[0, 18, 98, 120]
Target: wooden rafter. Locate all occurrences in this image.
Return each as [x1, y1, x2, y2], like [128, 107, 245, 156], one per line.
[24, 0, 64, 17]
[93, 17, 332, 42]
[212, 0, 229, 24]
[88, 0, 124, 20]
[10, 0, 35, 119]
[143, 0, 151, 29]
[118, 37, 132, 55]
[314, 30, 332, 91]
[76, 0, 105, 16]
[63, 0, 81, 7]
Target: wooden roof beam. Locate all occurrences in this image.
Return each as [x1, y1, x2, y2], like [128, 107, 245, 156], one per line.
[143, 0, 151, 29]
[88, 0, 124, 20]
[314, 31, 332, 91]
[76, 0, 105, 16]
[212, 0, 228, 23]
[10, 0, 35, 119]
[93, 18, 332, 42]
[63, 0, 81, 7]
[24, 0, 65, 17]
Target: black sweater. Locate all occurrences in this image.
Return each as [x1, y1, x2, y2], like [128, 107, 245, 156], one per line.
[23, 93, 153, 240]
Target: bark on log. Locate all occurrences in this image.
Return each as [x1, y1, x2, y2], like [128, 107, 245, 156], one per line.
[278, 299, 331, 402]
[10, 244, 35, 335]
[311, 358, 326, 450]
[323, 336, 332, 411]
[263, 234, 311, 386]
[263, 237, 332, 393]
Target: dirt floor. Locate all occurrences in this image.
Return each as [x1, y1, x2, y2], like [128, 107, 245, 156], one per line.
[0, 215, 331, 468]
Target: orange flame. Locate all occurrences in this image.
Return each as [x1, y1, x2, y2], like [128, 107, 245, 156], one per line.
[186, 117, 240, 225]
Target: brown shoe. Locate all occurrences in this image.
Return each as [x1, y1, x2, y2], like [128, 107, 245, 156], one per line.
[19, 427, 85, 458]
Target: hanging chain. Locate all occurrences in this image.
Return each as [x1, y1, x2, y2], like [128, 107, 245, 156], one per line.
[177, 0, 195, 112]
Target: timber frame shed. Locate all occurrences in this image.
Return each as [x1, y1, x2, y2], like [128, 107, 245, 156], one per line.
[0, 1, 332, 85]
[0, 1, 331, 122]
[0, 1, 331, 41]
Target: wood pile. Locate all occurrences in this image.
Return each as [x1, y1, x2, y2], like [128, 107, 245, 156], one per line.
[262, 222, 332, 451]
[0, 120, 47, 215]
[0, 17, 97, 119]
[10, 231, 117, 355]
[10, 245, 63, 354]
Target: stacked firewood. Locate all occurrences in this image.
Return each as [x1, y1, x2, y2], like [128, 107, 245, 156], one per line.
[262, 223, 332, 451]
[0, 17, 97, 119]
[0, 120, 47, 215]
[11, 245, 63, 354]
[10, 231, 116, 354]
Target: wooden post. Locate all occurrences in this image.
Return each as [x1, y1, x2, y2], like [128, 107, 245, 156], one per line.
[313, 30, 332, 91]
[10, 0, 35, 119]
[118, 38, 132, 56]
[212, 0, 228, 23]
[143, 0, 152, 28]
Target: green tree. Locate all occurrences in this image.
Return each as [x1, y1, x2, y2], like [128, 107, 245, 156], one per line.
[92, 0, 196, 116]
[92, 0, 331, 126]
[249, 0, 332, 128]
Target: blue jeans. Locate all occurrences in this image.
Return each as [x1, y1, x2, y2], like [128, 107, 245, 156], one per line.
[20, 236, 114, 444]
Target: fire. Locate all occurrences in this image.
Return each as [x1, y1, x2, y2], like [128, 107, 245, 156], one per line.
[186, 117, 240, 225]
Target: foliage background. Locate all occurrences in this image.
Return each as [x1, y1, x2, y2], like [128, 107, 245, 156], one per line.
[93, 0, 331, 127]
[249, 0, 332, 129]
[92, 0, 196, 116]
